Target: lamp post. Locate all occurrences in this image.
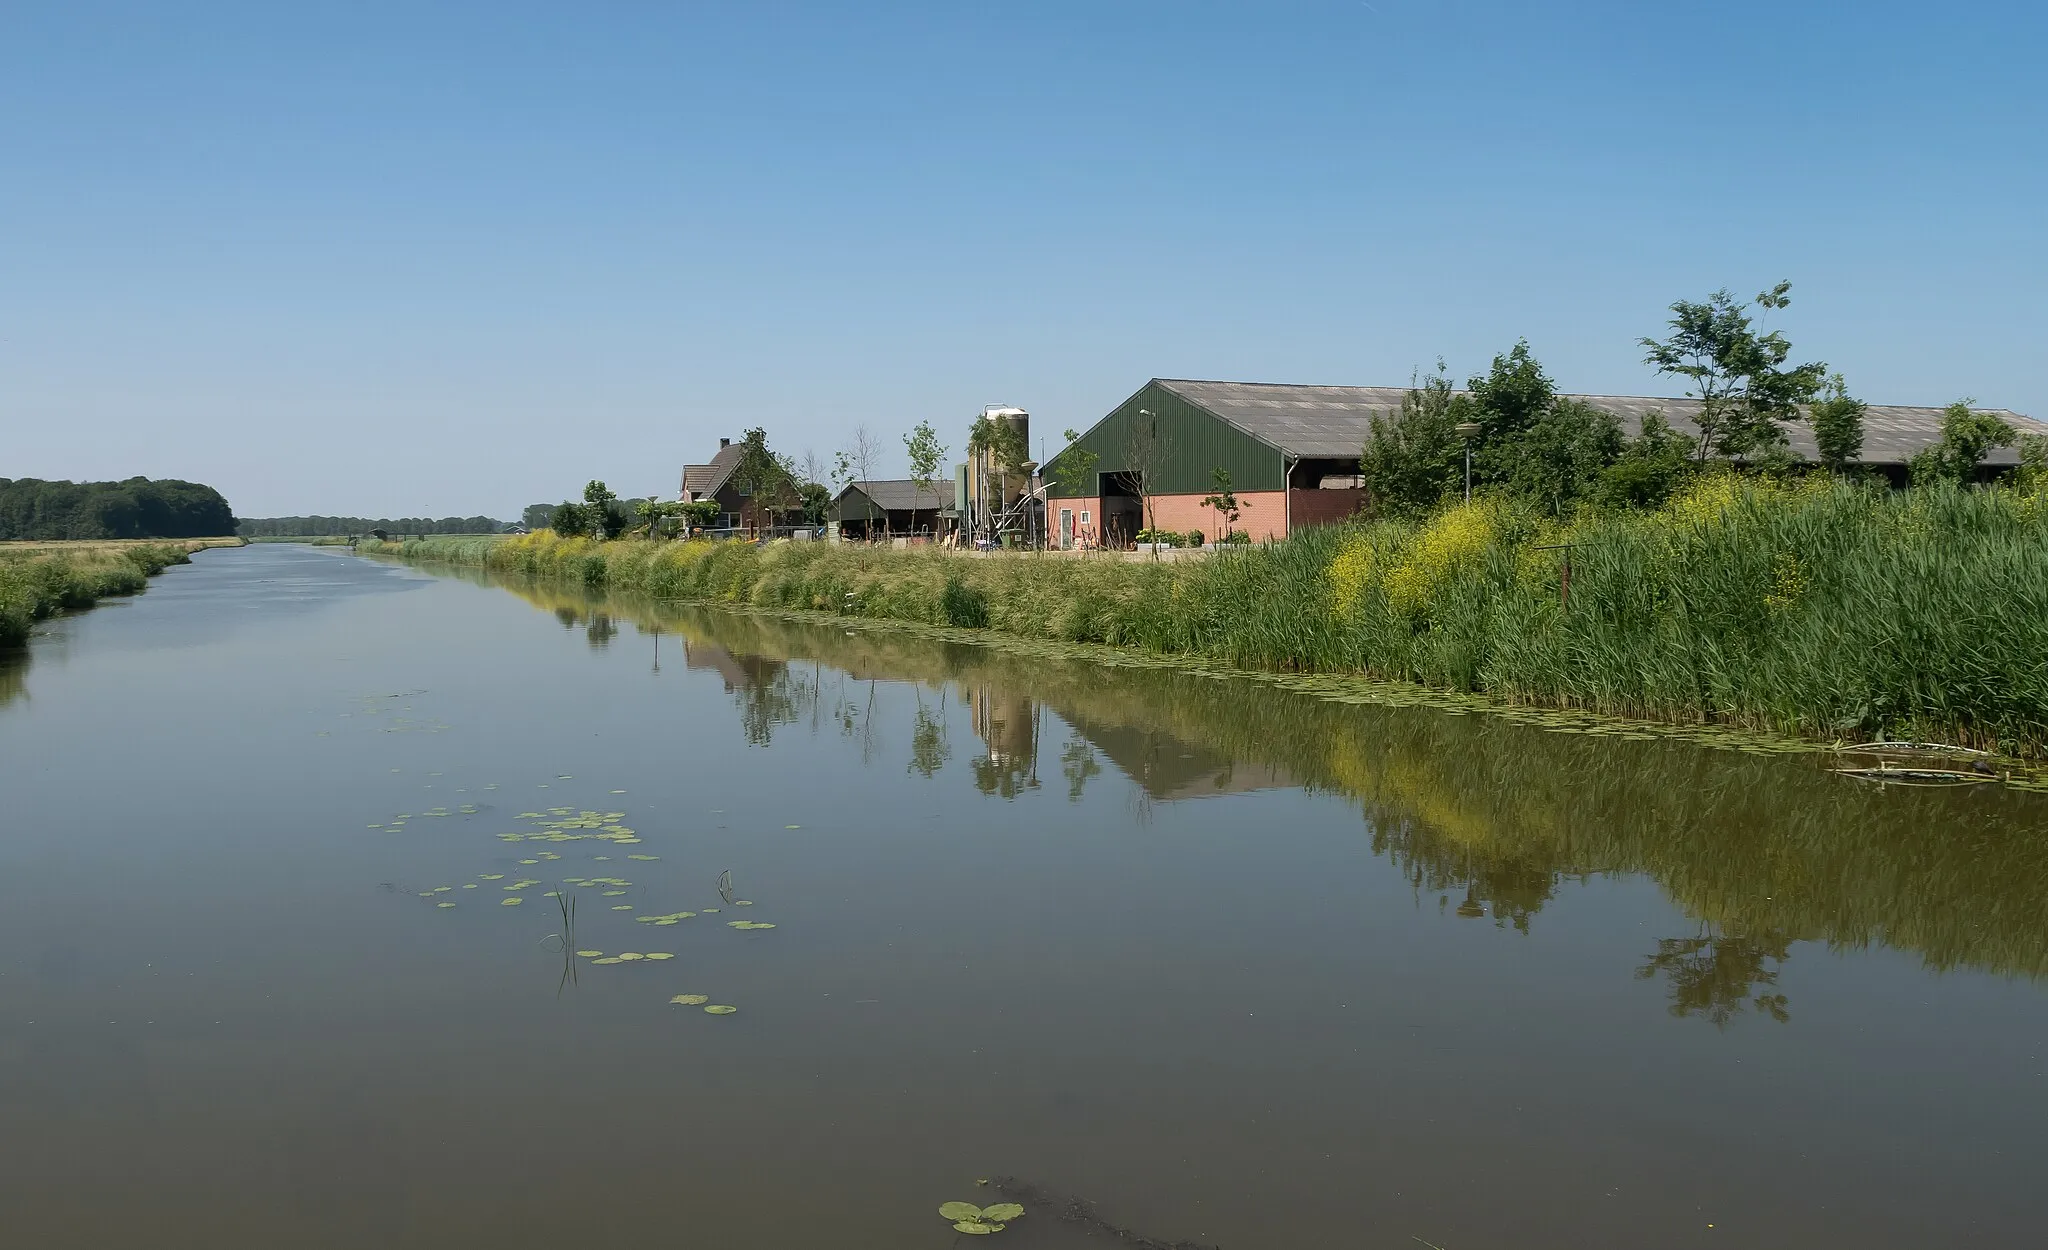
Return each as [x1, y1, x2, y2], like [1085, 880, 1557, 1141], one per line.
[1455, 421, 1482, 503]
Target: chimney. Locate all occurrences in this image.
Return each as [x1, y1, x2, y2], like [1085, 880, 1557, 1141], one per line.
[719, 437, 730, 448]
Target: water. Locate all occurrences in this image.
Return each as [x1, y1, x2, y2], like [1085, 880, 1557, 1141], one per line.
[3, 543, 2044, 1249]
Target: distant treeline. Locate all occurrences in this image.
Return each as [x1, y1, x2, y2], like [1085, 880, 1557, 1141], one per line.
[236, 515, 508, 537]
[0, 477, 236, 540]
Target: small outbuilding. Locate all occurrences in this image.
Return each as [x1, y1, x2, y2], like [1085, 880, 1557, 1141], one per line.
[829, 479, 953, 540]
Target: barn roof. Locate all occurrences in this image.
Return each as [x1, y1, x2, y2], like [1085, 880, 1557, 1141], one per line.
[1152, 379, 2045, 466]
[833, 479, 952, 514]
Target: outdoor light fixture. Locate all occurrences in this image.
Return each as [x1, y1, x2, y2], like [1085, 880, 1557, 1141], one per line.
[1455, 421, 1482, 503]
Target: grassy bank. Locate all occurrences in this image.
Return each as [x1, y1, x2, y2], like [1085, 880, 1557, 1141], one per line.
[0, 539, 228, 646]
[360, 477, 2048, 755]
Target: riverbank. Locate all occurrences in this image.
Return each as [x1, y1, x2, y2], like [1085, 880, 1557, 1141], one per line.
[359, 477, 2048, 757]
[0, 538, 238, 646]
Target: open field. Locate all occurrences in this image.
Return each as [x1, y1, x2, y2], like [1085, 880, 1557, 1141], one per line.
[0, 536, 245, 555]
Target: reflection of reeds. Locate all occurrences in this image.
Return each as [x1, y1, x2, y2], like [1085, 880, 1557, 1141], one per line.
[541, 886, 578, 993]
[361, 478, 2048, 757]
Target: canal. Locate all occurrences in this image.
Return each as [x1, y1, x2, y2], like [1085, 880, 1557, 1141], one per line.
[2, 542, 2043, 1248]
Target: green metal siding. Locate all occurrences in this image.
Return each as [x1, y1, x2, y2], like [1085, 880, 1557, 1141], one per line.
[1043, 381, 1285, 497]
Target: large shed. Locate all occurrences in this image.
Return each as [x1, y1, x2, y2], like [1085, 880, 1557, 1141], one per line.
[829, 479, 953, 539]
[1042, 379, 2046, 547]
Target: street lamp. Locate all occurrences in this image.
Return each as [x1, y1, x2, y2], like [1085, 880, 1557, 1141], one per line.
[1455, 421, 1482, 503]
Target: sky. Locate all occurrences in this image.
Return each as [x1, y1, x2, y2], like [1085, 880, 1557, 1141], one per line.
[3, 1, 2043, 519]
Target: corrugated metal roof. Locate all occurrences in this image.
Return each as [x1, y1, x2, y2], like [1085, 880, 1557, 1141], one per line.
[1155, 379, 2046, 466]
[834, 479, 951, 512]
[680, 443, 742, 498]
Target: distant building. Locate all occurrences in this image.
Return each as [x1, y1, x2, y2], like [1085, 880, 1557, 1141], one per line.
[828, 479, 954, 540]
[1044, 379, 2048, 547]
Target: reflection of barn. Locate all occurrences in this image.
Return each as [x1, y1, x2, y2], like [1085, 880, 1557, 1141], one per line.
[969, 687, 1039, 797]
[1063, 714, 1295, 801]
[829, 480, 954, 540]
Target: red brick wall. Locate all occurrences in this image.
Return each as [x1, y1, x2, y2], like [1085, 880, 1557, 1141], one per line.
[1138, 490, 1288, 543]
[1288, 488, 1366, 529]
[1050, 497, 1102, 548]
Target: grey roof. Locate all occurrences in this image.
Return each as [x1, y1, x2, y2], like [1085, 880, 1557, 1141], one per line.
[680, 443, 742, 499]
[834, 479, 951, 513]
[1154, 379, 2046, 466]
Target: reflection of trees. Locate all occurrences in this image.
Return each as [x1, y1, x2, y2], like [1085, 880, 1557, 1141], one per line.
[481, 572, 2048, 995]
[733, 659, 813, 747]
[1060, 738, 1101, 801]
[0, 649, 26, 708]
[1637, 931, 1793, 1026]
[909, 701, 950, 778]
[585, 614, 618, 649]
[554, 607, 581, 629]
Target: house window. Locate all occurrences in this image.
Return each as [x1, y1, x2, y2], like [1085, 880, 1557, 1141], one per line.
[1080, 510, 1091, 524]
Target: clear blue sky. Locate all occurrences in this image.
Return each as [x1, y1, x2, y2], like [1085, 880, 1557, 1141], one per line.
[4, 1, 2042, 519]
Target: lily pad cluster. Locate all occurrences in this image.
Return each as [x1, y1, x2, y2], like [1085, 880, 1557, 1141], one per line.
[499, 809, 644, 847]
[939, 1202, 1024, 1235]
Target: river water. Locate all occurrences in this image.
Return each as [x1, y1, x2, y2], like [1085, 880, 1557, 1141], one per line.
[2, 543, 2044, 1249]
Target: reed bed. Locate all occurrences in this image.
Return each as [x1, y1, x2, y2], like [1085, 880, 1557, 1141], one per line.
[362, 476, 2048, 755]
[0, 542, 204, 646]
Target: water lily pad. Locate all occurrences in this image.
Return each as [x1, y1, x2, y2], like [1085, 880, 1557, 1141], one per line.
[627, 854, 658, 861]
[703, 1005, 737, 1015]
[501, 897, 523, 906]
[602, 890, 627, 897]
[702, 908, 720, 913]
[480, 873, 505, 881]
[436, 902, 456, 909]
[593, 957, 623, 965]
[518, 859, 539, 865]
[982, 1204, 1024, 1222]
[576, 951, 602, 958]
[955, 1222, 999, 1234]
[462, 884, 478, 889]
[617, 952, 645, 961]
[940, 1204, 984, 1222]
[655, 919, 679, 926]
[670, 994, 708, 1005]
[644, 952, 673, 960]
[733, 900, 753, 906]
[611, 905, 633, 911]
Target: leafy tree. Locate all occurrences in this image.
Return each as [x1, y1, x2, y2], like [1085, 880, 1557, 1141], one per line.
[520, 503, 554, 530]
[2014, 433, 2048, 492]
[968, 412, 1032, 541]
[904, 420, 947, 493]
[729, 427, 794, 534]
[1500, 399, 1622, 516]
[1910, 400, 2015, 486]
[1598, 413, 1696, 509]
[1199, 467, 1241, 542]
[1360, 363, 1467, 516]
[550, 500, 590, 537]
[1806, 374, 1866, 474]
[1467, 340, 1557, 483]
[1049, 428, 1100, 498]
[632, 497, 674, 538]
[1640, 281, 1828, 462]
[677, 499, 721, 532]
[0, 477, 235, 540]
[582, 480, 627, 539]
[795, 481, 831, 527]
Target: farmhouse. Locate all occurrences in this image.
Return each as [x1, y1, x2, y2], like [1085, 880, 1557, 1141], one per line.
[1043, 379, 2047, 546]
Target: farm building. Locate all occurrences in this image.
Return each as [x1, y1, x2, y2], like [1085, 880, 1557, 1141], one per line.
[1043, 379, 2048, 547]
[680, 437, 801, 530]
[828, 479, 953, 539]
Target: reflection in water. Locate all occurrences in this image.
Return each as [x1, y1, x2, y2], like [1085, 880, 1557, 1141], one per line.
[0, 649, 25, 708]
[501, 576, 2048, 1009]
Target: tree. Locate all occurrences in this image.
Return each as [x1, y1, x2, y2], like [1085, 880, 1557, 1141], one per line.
[729, 427, 793, 535]
[1910, 400, 2015, 486]
[1500, 399, 1621, 517]
[677, 499, 721, 533]
[1360, 363, 1467, 516]
[633, 497, 674, 538]
[835, 425, 887, 535]
[2015, 434, 2048, 492]
[1119, 408, 1175, 548]
[1806, 373, 1867, 474]
[1200, 467, 1241, 542]
[1598, 412, 1696, 509]
[550, 500, 589, 537]
[521, 503, 554, 530]
[1049, 428, 1100, 499]
[967, 412, 1031, 543]
[904, 420, 947, 493]
[1640, 281, 1828, 462]
[1467, 340, 1557, 484]
[582, 480, 626, 539]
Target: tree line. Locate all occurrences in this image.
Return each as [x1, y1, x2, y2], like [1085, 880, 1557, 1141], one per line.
[1359, 282, 2045, 518]
[236, 515, 508, 537]
[0, 477, 236, 540]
